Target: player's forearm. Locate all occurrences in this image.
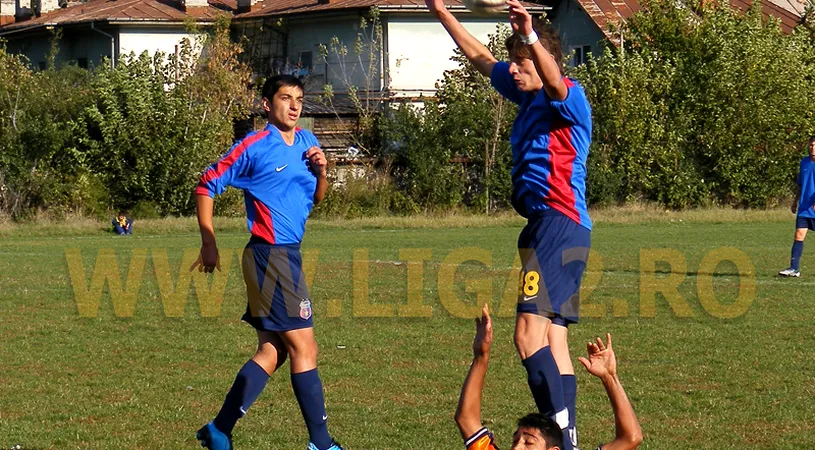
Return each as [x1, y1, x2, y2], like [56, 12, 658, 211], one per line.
[196, 194, 217, 246]
[313, 174, 328, 205]
[455, 355, 489, 439]
[528, 41, 567, 100]
[434, 8, 496, 77]
[600, 373, 643, 449]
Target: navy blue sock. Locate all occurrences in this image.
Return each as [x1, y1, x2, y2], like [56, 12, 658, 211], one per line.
[291, 368, 332, 449]
[213, 360, 269, 434]
[522, 347, 568, 428]
[562, 374, 577, 449]
[791, 240, 804, 271]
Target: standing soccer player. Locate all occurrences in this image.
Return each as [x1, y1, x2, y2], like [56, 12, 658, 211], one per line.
[191, 75, 343, 450]
[425, 1, 592, 448]
[779, 136, 815, 278]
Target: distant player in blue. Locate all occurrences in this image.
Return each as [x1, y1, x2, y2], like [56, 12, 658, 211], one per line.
[426, 1, 591, 447]
[779, 135, 815, 277]
[191, 75, 343, 450]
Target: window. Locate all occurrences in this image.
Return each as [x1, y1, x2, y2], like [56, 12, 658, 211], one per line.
[571, 45, 592, 66]
[298, 51, 313, 71]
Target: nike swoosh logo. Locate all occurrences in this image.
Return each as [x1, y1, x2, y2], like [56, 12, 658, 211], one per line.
[322, 415, 328, 421]
[523, 295, 537, 301]
[275, 164, 288, 172]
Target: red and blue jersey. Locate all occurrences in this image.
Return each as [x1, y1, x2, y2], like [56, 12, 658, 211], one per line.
[195, 124, 320, 245]
[797, 156, 815, 219]
[491, 61, 592, 230]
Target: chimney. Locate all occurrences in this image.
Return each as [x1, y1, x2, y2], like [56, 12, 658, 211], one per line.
[181, 0, 208, 14]
[1, 0, 15, 25]
[37, 0, 59, 15]
[237, 0, 261, 13]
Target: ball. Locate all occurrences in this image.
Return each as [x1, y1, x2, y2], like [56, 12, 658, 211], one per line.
[461, 0, 506, 15]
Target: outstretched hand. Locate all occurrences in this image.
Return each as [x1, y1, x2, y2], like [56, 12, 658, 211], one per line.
[473, 304, 493, 358]
[507, 0, 533, 36]
[578, 333, 617, 379]
[425, 0, 447, 17]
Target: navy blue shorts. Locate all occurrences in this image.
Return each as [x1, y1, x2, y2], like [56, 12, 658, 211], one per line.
[796, 216, 815, 230]
[241, 237, 313, 332]
[516, 210, 591, 325]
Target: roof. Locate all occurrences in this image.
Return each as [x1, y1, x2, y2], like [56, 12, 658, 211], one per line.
[566, 0, 804, 44]
[235, 0, 547, 19]
[0, 0, 235, 32]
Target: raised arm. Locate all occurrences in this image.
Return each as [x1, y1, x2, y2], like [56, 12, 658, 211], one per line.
[306, 146, 329, 205]
[506, 0, 567, 100]
[577, 334, 643, 450]
[455, 304, 494, 439]
[425, 0, 497, 78]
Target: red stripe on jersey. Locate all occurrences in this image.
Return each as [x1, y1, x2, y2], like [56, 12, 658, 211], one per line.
[194, 184, 211, 196]
[563, 77, 575, 89]
[545, 119, 581, 224]
[198, 130, 271, 187]
[251, 198, 276, 244]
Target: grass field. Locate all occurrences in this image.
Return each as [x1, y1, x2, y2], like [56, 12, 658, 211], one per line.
[1, 210, 814, 449]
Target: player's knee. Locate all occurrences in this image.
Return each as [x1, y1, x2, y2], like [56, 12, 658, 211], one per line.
[287, 340, 318, 365]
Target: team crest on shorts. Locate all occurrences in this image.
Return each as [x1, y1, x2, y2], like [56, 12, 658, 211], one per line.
[299, 299, 312, 320]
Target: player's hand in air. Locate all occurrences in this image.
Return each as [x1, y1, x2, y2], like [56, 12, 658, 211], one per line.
[473, 304, 493, 358]
[306, 146, 327, 178]
[425, 0, 447, 17]
[190, 243, 221, 273]
[507, 0, 533, 36]
[578, 333, 617, 380]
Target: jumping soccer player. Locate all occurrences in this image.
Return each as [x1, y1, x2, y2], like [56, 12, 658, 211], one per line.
[426, 1, 592, 447]
[779, 135, 815, 278]
[457, 305, 642, 450]
[191, 74, 342, 450]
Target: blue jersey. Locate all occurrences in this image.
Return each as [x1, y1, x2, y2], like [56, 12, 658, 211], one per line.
[195, 124, 319, 245]
[490, 61, 592, 230]
[797, 157, 815, 219]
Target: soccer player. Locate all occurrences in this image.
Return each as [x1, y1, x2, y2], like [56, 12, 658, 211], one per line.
[426, 1, 592, 447]
[456, 305, 642, 450]
[191, 74, 342, 450]
[779, 135, 815, 278]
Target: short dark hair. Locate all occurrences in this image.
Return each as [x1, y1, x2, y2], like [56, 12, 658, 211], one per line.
[808, 135, 815, 143]
[505, 19, 563, 75]
[262, 74, 304, 101]
[517, 413, 563, 449]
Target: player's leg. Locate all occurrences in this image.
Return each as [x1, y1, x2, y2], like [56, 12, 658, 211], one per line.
[274, 245, 340, 450]
[514, 221, 569, 431]
[210, 331, 286, 435]
[280, 327, 340, 450]
[549, 323, 578, 449]
[781, 222, 807, 276]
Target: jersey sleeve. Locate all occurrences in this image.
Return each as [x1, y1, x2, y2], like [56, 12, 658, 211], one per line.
[195, 140, 254, 198]
[465, 427, 499, 450]
[549, 78, 592, 126]
[490, 61, 524, 105]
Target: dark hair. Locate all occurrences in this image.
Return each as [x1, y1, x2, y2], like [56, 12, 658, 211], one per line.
[261, 74, 304, 101]
[505, 19, 563, 75]
[808, 135, 815, 143]
[517, 413, 563, 448]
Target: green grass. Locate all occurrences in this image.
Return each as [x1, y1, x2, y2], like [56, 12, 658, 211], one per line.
[1, 211, 814, 449]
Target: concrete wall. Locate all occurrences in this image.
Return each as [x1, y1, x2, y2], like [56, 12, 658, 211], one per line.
[118, 27, 203, 62]
[286, 13, 379, 94]
[549, 0, 607, 66]
[386, 15, 509, 97]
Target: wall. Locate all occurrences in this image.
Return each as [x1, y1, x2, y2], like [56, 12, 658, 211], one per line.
[118, 27, 203, 62]
[286, 13, 381, 94]
[386, 15, 508, 97]
[549, 0, 607, 66]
